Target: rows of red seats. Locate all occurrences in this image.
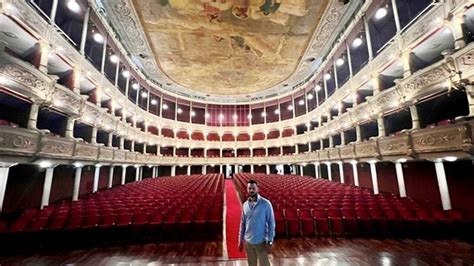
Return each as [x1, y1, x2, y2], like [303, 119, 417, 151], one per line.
[0, 174, 224, 242]
[234, 173, 474, 238]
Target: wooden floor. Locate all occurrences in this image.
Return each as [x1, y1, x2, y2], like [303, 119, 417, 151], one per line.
[1, 237, 473, 265]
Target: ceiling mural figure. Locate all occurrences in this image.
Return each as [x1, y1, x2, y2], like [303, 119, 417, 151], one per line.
[133, 0, 330, 95]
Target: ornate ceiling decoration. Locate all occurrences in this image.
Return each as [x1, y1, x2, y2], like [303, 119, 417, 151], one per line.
[98, 0, 356, 103]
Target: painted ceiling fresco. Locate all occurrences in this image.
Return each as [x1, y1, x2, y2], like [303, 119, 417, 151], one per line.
[132, 0, 330, 95]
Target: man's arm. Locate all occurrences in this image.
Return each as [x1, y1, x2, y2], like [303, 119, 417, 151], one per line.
[266, 201, 276, 242]
[239, 204, 246, 243]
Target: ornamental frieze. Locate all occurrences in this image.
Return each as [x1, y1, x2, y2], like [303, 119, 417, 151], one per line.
[378, 134, 409, 156]
[411, 124, 470, 153]
[340, 145, 356, 159]
[0, 64, 51, 99]
[351, 67, 371, 89]
[52, 86, 84, 115]
[74, 143, 98, 159]
[126, 152, 136, 162]
[328, 148, 340, 160]
[12, 0, 48, 35]
[352, 104, 373, 123]
[355, 141, 379, 158]
[82, 104, 101, 125]
[0, 127, 38, 154]
[372, 43, 399, 71]
[39, 136, 74, 157]
[99, 147, 114, 160]
[455, 48, 474, 75]
[319, 150, 329, 161]
[338, 113, 353, 130]
[399, 66, 447, 101]
[137, 153, 147, 163]
[114, 150, 126, 161]
[370, 90, 402, 113]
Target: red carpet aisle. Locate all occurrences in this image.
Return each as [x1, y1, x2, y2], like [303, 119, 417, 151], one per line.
[225, 179, 247, 259]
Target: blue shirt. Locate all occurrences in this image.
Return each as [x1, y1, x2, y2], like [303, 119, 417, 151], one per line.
[239, 194, 276, 245]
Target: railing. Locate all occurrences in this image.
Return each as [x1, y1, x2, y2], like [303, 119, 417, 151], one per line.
[0, 120, 472, 165]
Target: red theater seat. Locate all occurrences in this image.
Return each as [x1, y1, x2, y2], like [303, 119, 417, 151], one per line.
[284, 209, 300, 237]
[274, 209, 286, 237]
[341, 209, 359, 235]
[299, 209, 315, 236]
[313, 209, 330, 236]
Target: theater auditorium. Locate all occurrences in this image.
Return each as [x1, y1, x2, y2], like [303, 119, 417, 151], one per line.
[0, 0, 474, 264]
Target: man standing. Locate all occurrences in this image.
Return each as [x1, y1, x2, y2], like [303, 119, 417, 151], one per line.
[238, 180, 275, 266]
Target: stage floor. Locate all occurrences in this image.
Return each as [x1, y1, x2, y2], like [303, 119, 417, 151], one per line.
[1, 237, 473, 265]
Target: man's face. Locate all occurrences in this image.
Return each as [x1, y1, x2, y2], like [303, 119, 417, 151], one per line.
[247, 183, 258, 198]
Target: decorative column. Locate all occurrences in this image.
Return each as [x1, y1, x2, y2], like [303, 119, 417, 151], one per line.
[395, 161, 407, 197]
[401, 50, 412, 78]
[49, 0, 59, 22]
[0, 163, 15, 213]
[448, 19, 466, 50]
[65, 117, 75, 139]
[351, 161, 359, 187]
[266, 165, 270, 175]
[107, 133, 113, 147]
[91, 127, 98, 144]
[250, 165, 254, 174]
[338, 162, 344, 184]
[135, 166, 140, 181]
[121, 166, 127, 185]
[369, 161, 379, 194]
[152, 166, 156, 178]
[139, 166, 143, 180]
[79, 6, 91, 55]
[27, 102, 40, 129]
[120, 137, 125, 150]
[434, 160, 452, 210]
[300, 165, 304, 176]
[38, 40, 50, 73]
[340, 132, 346, 146]
[100, 38, 107, 74]
[377, 115, 385, 137]
[465, 85, 474, 117]
[363, 15, 373, 60]
[72, 165, 82, 201]
[410, 105, 420, 130]
[326, 162, 332, 181]
[390, 0, 401, 33]
[171, 165, 176, 176]
[314, 163, 320, 179]
[202, 165, 206, 174]
[356, 124, 362, 142]
[187, 165, 191, 175]
[108, 166, 114, 188]
[234, 165, 238, 174]
[92, 164, 101, 193]
[41, 166, 56, 209]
